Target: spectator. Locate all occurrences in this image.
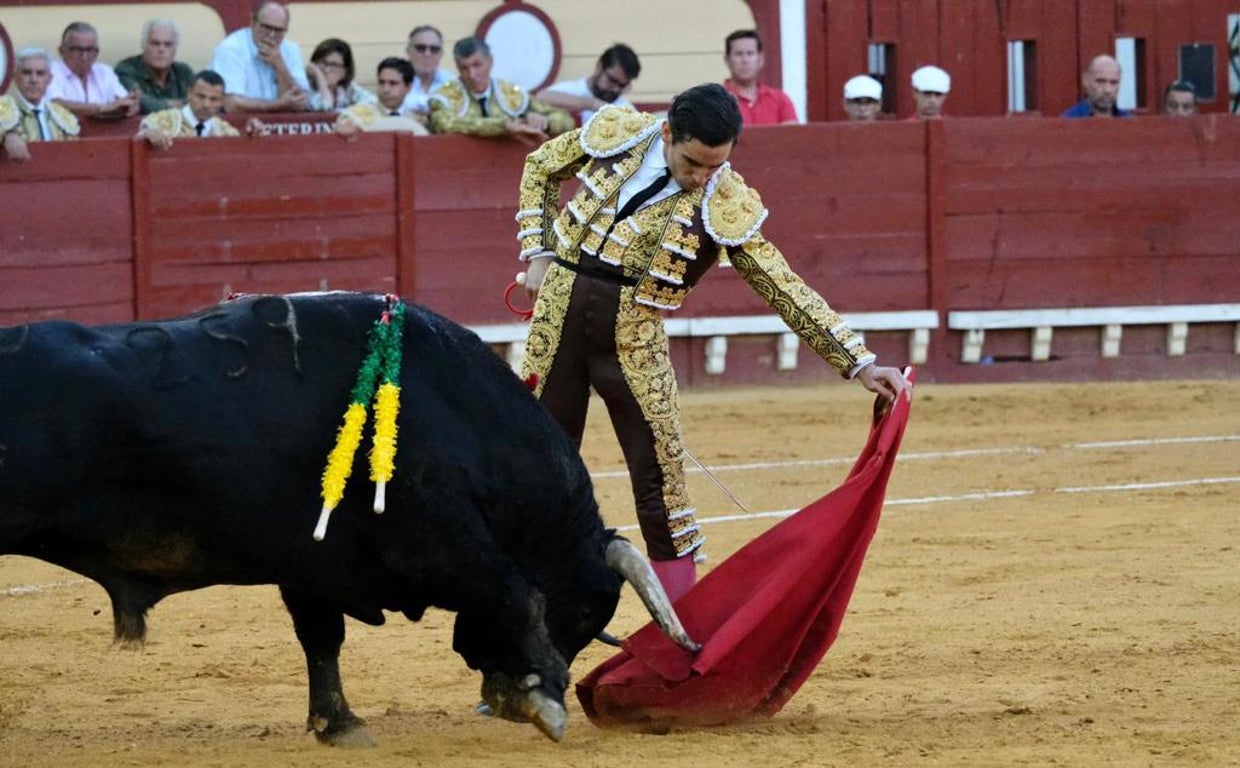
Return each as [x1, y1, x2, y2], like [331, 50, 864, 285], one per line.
[47, 21, 141, 120]
[401, 25, 453, 117]
[335, 58, 428, 135]
[116, 19, 195, 115]
[1062, 55, 1130, 118]
[1, 47, 80, 162]
[842, 74, 882, 122]
[428, 36, 573, 141]
[910, 65, 950, 120]
[307, 38, 376, 111]
[137, 70, 264, 149]
[538, 43, 640, 124]
[209, 1, 311, 113]
[721, 29, 798, 125]
[1163, 80, 1198, 116]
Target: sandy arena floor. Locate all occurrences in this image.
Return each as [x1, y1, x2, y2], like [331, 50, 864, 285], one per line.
[2, 378, 1238, 767]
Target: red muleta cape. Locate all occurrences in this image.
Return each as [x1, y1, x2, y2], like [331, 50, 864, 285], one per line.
[577, 368, 915, 728]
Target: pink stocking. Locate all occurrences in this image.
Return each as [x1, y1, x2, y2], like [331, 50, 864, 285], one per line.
[650, 556, 697, 603]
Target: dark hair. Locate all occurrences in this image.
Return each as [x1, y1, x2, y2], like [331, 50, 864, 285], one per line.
[600, 43, 640, 79]
[1164, 80, 1197, 100]
[193, 69, 225, 89]
[311, 38, 356, 87]
[725, 29, 762, 55]
[378, 57, 415, 86]
[667, 83, 742, 147]
[408, 25, 443, 43]
[61, 21, 97, 41]
[453, 36, 490, 60]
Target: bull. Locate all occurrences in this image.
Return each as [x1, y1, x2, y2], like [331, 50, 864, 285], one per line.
[0, 292, 696, 744]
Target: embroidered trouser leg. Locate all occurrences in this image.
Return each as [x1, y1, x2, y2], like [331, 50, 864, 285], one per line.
[522, 264, 703, 560]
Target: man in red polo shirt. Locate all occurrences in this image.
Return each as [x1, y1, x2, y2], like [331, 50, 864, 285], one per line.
[721, 29, 798, 126]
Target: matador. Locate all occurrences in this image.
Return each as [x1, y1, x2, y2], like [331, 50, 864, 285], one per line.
[515, 84, 908, 599]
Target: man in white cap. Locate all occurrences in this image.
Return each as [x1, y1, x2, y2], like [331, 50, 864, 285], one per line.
[842, 74, 882, 122]
[910, 65, 950, 120]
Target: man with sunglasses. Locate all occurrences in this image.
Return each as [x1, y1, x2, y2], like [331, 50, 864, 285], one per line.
[209, 0, 310, 113]
[401, 25, 453, 119]
[46, 21, 141, 120]
[538, 43, 641, 125]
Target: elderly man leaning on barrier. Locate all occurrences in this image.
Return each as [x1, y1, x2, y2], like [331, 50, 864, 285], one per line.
[210, 0, 311, 113]
[2, 47, 79, 162]
[47, 21, 141, 120]
[514, 84, 909, 602]
[116, 19, 196, 114]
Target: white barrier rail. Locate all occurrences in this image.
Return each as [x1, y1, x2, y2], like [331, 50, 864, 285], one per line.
[472, 310, 940, 374]
[947, 304, 1240, 363]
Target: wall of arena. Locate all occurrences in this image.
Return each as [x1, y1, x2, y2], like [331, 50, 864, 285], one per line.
[2, 116, 1237, 385]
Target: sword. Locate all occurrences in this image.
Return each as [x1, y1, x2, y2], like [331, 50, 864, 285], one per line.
[683, 446, 751, 514]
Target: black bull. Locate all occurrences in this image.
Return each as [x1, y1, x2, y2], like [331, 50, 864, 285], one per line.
[0, 292, 693, 743]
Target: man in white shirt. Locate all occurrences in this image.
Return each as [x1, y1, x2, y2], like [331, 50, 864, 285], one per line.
[46, 21, 141, 120]
[209, 0, 310, 113]
[400, 25, 453, 118]
[537, 43, 640, 125]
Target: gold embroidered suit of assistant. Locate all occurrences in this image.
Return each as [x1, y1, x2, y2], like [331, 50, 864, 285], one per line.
[0, 96, 80, 142]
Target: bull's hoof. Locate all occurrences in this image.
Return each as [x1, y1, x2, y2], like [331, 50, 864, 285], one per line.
[309, 714, 376, 748]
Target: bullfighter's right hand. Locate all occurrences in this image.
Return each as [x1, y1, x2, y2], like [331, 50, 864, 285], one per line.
[522, 253, 554, 300]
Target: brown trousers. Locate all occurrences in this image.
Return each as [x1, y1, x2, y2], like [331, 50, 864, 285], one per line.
[532, 272, 689, 560]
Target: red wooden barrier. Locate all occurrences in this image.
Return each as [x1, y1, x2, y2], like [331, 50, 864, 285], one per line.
[1, 119, 1237, 383]
[0, 140, 134, 326]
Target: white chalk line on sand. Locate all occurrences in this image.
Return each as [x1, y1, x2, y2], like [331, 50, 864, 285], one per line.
[590, 434, 1240, 479]
[6, 436, 1236, 598]
[614, 475, 1240, 532]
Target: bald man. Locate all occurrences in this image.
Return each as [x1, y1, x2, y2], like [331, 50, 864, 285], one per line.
[1062, 55, 1131, 118]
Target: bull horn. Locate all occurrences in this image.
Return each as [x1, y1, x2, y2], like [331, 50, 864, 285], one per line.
[524, 690, 566, 742]
[605, 538, 701, 652]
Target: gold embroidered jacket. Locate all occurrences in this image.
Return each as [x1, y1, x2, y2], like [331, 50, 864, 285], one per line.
[428, 78, 574, 138]
[139, 108, 240, 138]
[0, 95, 79, 141]
[335, 103, 429, 135]
[515, 106, 875, 377]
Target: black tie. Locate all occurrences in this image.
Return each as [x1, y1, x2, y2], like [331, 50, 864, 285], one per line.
[615, 167, 672, 222]
[32, 107, 47, 140]
[389, 110, 400, 116]
[478, 96, 489, 116]
[195, 121, 205, 136]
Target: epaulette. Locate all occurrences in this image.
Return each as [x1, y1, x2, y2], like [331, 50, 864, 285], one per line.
[579, 105, 660, 158]
[47, 101, 80, 136]
[0, 96, 18, 132]
[141, 108, 183, 136]
[702, 164, 768, 246]
[340, 103, 383, 129]
[210, 116, 241, 137]
[494, 79, 530, 118]
[428, 79, 467, 115]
